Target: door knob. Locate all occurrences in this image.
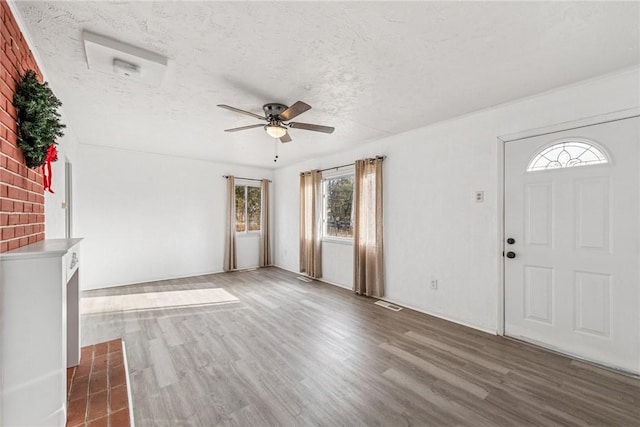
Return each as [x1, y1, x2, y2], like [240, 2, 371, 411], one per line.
[506, 251, 516, 259]
[506, 238, 515, 245]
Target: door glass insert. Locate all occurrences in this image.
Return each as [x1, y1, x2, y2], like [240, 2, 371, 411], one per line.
[527, 141, 609, 172]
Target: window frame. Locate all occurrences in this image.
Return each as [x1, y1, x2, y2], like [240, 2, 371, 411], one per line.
[235, 180, 261, 235]
[526, 138, 611, 173]
[321, 167, 355, 244]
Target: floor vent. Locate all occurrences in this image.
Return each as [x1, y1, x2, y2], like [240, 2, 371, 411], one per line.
[375, 300, 403, 312]
[296, 276, 313, 283]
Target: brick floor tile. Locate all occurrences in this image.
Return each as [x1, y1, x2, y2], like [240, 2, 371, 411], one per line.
[109, 351, 124, 367]
[67, 340, 130, 427]
[87, 415, 108, 427]
[110, 408, 131, 427]
[89, 372, 108, 394]
[92, 353, 109, 373]
[81, 345, 93, 361]
[107, 339, 122, 354]
[66, 394, 87, 426]
[69, 375, 89, 402]
[109, 364, 126, 388]
[94, 342, 109, 356]
[110, 384, 129, 412]
[87, 390, 108, 421]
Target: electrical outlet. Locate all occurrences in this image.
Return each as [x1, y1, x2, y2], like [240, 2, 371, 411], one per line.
[475, 191, 484, 203]
[430, 279, 438, 290]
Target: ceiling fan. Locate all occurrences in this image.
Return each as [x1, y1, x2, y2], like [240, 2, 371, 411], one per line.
[217, 101, 335, 143]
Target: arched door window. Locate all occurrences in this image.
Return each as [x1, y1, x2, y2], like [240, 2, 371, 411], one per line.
[527, 140, 609, 172]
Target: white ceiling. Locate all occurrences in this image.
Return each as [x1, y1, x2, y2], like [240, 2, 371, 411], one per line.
[14, 1, 640, 169]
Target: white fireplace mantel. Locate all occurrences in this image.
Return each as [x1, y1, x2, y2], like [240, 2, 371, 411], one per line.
[1, 238, 83, 426]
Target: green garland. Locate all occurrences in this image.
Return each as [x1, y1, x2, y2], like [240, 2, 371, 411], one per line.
[12, 70, 65, 168]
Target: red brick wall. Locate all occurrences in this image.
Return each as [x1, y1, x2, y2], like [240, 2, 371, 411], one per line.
[0, 1, 45, 253]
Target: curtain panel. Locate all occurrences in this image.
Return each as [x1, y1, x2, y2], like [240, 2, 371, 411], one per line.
[259, 179, 271, 267]
[353, 158, 384, 297]
[223, 176, 237, 271]
[299, 170, 322, 278]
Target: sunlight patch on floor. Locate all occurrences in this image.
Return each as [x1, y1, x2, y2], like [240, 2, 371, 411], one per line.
[81, 288, 240, 315]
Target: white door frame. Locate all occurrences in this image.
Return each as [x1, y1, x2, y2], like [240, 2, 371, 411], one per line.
[496, 107, 640, 337]
[65, 160, 73, 239]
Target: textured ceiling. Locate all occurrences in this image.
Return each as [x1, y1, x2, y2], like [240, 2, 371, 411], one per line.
[14, 1, 640, 168]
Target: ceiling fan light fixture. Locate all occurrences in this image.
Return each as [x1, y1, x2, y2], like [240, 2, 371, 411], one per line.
[265, 124, 287, 139]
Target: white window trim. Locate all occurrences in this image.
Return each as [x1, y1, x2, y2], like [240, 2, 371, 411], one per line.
[322, 165, 354, 179]
[525, 137, 612, 173]
[323, 235, 354, 245]
[322, 168, 355, 242]
[235, 181, 261, 235]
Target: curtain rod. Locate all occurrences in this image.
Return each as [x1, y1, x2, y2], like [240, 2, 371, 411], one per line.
[315, 155, 387, 174]
[222, 176, 272, 182]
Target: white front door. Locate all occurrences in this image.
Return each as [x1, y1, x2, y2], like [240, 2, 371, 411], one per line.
[504, 117, 639, 374]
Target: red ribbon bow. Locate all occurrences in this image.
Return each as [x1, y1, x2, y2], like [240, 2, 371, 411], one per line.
[42, 144, 58, 194]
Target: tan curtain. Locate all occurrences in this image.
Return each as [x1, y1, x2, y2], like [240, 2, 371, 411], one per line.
[259, 179, 271, 267]
[299, 170, 322, 278]
[353, 158, 384, 297]
[223, 176, 237, 271]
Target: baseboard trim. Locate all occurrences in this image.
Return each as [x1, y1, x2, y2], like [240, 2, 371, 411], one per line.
[505, 334, 640, 377]
[377, 297, 498, 336]
[84, 269, 225, 291]
[273, 265, 352, 290]
[272, 265, 300, 276]
[317, 277, 351, 290]
[105, 264, 497, 337]
[273, 265, 497, 335]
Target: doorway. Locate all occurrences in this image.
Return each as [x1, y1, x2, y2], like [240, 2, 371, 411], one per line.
[503, 116, 639, 374]
[65, 161, 73, 239]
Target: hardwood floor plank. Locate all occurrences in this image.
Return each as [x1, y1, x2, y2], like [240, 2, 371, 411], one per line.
[382, 367, 493, 426]
[379, 342, 490, 400]
[404, 330, 511, 375]
[148, 337, 178, 388]
[81, 267, 640, 426]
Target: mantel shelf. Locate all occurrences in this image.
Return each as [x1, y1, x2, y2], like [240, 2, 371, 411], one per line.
[0, 238, 83, 260]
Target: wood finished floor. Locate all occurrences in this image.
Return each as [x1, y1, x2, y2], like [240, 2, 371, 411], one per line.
[81, 267, 640, 427]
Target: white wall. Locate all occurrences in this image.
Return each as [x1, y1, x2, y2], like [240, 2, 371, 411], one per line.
[321, 242, 353, 288]
[43, 145, 69, 239]
[44, 110, 79, 239]
[75, 144, 273, 289]
[274, 66, 640, 333]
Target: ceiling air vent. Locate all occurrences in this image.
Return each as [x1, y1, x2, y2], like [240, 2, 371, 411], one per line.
[83, 31, 167, 86]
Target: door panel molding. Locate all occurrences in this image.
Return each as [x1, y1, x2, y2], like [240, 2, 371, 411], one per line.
[524, 182, 554, 248]
[523, 265, 554, 325]
[574, 177, 611, 252]
[574, 271, 612, 338]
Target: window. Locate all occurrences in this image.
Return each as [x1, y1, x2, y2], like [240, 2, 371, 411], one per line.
[235, 184, 261, 232]
[527, 140, 609, 172]
[323, 173, 354, 239]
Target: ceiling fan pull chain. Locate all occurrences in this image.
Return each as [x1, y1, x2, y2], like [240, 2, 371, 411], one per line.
[274, 139, 279, 163]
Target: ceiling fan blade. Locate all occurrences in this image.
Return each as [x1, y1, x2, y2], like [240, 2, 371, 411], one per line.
[288, 122, 335, 134]
[279, 101, 311, 121]
[279, 133, 292, 143]
[217, 104, 266, 121]
[224, 124, 265, 132]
